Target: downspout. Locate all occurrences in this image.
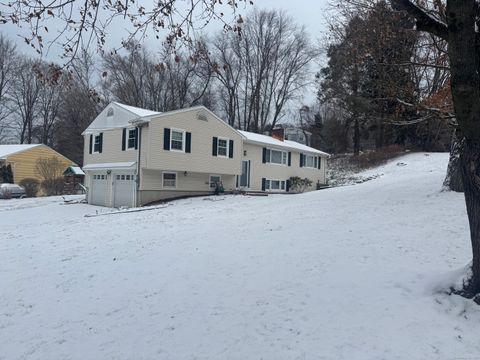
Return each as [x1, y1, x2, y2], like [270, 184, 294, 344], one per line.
[136, 125, 142, 207]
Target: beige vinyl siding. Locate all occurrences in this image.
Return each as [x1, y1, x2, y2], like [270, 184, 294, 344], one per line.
[145, 109, 243, 175]
[244, 142, 326, 191]
[6, 145, 74, 195]
[83, 128, 137, 165]
[141, 169, 235, 192]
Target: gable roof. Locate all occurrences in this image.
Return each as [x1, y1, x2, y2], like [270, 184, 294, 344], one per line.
[239, 130, 329, 156]
[83, 102, 162, 134]
[113, 102, 162, 117]
[0, 144, 42, 159]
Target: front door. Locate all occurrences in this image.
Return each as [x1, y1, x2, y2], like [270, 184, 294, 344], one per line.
[239, 160, 250, 188]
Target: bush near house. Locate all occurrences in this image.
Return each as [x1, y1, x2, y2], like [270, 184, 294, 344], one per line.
[289, 177, 313, 193]
[36, 157, 66, 196]
[19, 178, 40, 197]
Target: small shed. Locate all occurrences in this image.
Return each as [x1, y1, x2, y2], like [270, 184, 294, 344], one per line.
[63, 166, 85, 194]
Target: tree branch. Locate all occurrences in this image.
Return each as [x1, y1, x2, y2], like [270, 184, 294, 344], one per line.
[391, 0, 448, 41]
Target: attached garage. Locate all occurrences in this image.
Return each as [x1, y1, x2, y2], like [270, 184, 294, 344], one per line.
[83, 162, 137, 208]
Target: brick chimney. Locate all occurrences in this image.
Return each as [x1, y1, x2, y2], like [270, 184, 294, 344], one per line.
[271, 127, 284, 141]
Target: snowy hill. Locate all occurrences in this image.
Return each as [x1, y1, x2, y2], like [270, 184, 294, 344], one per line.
[1, 152, 480, 359]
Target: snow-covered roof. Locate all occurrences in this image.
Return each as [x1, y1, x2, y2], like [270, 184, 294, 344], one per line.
[83, 102, 162, 135]
[64, 166, 85, 175]
[238, 130, 329, 156]
[113, 102, 162, 117]
[0, 144, 42, 159]
[82, 162, 136, 170]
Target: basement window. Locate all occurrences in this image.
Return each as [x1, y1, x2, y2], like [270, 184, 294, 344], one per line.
[162, 172, 177, 188]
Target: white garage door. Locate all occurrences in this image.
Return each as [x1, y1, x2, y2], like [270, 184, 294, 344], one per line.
[91, 173, 109, 206]
[113, 173, 135, 208]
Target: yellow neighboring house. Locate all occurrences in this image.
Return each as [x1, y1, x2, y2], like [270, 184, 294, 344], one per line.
[0, 144, 76, 193]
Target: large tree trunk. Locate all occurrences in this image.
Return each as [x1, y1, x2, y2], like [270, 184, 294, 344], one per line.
[447, 0, 480, 297]
[443, 131, 464, 192]
[460, 140, 480, 300]
[353, 117, 360, 156]
[392, 0, 480, 299]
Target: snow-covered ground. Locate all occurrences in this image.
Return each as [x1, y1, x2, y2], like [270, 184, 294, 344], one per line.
[1, 153, 480, 360]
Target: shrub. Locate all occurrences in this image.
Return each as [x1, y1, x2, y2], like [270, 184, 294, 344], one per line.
[36, 157, 67, 196]
[41, 178, 64, 196]
[289, 176, 313, 193]
[19, 178, 40, 197]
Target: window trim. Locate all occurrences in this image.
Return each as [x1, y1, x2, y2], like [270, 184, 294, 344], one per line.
[216, 137, 230, 158]
[93, 133, 102, 154]
[126, 127, 137, 150]
[209, 174, 222, 189]
[265, 148, 288, 166]
[162, 171, 177, 189]
[170, 128, 186, 152]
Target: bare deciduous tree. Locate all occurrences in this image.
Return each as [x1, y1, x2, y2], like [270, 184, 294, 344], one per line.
[210, 9, 317, 133]
[102, 42, 213, 112]
[0, 0, 248, 63]
[0, 35, 17, 142]
[11, 59, 42, 144]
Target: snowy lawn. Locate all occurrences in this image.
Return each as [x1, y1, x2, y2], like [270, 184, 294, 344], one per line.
[1, 153, 480, 360]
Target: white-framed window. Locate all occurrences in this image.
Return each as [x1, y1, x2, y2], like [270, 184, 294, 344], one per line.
[170, 129, 185, 151]
[107, 108, 114, 117]
[93, 134, 102, 153]
[305, 154, 315, 168]
[127, 128, 136, 149]
[162, 172, 177, 188]
[209, 175, 222, 189]
[265, 179, 286, 191]
[217, 138, 229, 157]
[265, 148, 288, 165]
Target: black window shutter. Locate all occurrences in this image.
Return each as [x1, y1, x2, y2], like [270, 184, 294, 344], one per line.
[185, 132, 192, 153]
[300, 153, 303, 167]
[248, 160, 251, 188]
[229, 140, 234, 158]
[212, 137, 218, 156]
[318, 157, 322, 169]
[286, 179, 290, 192]
[122, 128, 126, 151]
[262, 147, 267, 163]
[134, 128, 139, 150]
[288, 152, 291, 166]
[99, 133, 103, 153]
[89, 134, 93, 154]
[164, 128, 171, 151]
[261, 178, 266, 191]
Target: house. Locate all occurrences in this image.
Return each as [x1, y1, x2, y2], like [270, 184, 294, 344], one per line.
[82, 102, 329, 208]
[0, 144, 75, 194]
[82, 102, 243, 207]
[239, 127, 327, 192]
